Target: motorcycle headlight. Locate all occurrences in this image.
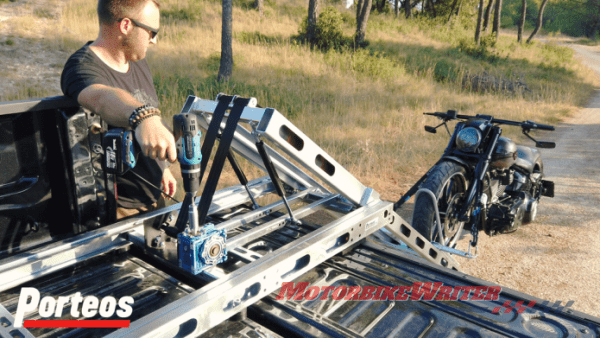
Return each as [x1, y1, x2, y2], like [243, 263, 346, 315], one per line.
[456, 127, 482, 152]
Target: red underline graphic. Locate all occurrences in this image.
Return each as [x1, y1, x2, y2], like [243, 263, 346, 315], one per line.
[23, 320, 130, 328]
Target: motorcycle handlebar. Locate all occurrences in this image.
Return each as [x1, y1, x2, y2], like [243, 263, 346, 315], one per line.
[425, 111, 555, 131]
[523, 121, 555, 131]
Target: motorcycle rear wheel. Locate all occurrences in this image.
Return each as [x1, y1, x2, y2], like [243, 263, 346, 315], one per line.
[412, 161, 470, 246]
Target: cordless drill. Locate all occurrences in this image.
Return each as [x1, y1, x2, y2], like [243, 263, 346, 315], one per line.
[173, 113, 202, 234]
[174, 112, 228, 275]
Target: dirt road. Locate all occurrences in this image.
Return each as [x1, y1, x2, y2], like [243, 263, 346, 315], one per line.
[454, 44, 600, 318]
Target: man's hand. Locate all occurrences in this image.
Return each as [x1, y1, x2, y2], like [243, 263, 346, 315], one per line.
[135, 115, 177, 163]
[161, 168, 177, 198]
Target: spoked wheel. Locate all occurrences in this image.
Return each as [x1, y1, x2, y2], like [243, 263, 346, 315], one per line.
[413, 161, 469, 247]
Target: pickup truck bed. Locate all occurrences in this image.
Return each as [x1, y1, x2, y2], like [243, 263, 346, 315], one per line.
[1, 96, 598, 338]
[2, 230, 598, 338]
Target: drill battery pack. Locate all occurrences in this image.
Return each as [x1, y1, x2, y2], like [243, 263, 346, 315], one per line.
[102, 129, 138, 175]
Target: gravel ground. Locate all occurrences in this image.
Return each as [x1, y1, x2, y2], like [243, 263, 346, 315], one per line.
[449, 44, 600, 319]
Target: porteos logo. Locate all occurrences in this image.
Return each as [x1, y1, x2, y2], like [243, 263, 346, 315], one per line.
[14, 287, 134, 328]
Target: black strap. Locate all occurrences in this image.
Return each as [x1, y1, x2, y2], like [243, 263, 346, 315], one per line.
[199, 95, 235, 185]
[197, 97, 252, 225]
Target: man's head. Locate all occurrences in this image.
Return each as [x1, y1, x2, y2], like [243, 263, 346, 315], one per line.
[97, 0, 160, 61]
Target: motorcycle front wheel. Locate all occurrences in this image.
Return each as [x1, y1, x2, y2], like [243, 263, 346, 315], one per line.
[412, 161, 470, 246]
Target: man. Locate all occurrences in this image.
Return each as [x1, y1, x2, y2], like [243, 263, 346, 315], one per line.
[61, 0, 177, 218]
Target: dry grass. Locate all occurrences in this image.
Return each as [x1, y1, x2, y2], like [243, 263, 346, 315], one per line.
[38, 0, 600, 200]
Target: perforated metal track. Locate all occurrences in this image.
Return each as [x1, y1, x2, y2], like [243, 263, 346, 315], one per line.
[0, 250, 281, 338]
[248, 236, 600, 338]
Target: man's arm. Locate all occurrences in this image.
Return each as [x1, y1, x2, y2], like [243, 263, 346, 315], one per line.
[78, 84, 177, 163]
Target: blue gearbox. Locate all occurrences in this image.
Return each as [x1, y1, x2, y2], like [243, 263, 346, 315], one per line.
[178, 224, 227, 275]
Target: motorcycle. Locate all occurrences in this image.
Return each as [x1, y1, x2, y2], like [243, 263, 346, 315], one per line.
[395, 110, 555, 257]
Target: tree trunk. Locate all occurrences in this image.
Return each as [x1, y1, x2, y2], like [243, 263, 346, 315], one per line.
[307, 0, 320, 47]
[217, 0, 233, 82]
[482, 0, 494, 31]
[395, 0, 399, 18]
[517, 0, 526, 43]
[526, 0, 549, 43]
[475, 0, 485, 44]
[255, 0, 264, 18]
[447, 0, 460, 24]
[404, 0, 412, 18]
[492, 0, 502, 41]
[456, 0, 463, 17]
[355, 0, 373, 45]
[424, 0, 437, 17]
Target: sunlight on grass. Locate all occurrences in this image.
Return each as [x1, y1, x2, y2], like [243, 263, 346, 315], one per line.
[44, 0, 600, 200]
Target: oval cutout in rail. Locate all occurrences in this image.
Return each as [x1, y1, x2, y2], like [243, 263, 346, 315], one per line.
[315, 155, 335, 176]
[279, 125, 304, 151]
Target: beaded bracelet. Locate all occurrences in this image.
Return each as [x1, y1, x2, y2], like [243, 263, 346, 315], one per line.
[129, 105, 161, 130]
[128, 104, 150, 127]
[131, 110, 161, 130]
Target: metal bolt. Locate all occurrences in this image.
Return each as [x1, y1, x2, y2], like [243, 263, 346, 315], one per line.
[581, 328, 589, 334]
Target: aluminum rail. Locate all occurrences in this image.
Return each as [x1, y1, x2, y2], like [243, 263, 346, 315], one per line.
[227, 193, 341, 248]
[214, 187, 322, 232]
[193, 104, 327, 193]
[0, 304, 35, 338]
[106, 200, 397, 338]
[183, 96, 375, 206]
[0, 177, 277, 293]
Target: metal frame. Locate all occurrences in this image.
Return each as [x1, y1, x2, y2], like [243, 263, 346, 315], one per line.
[183, 96, 376, 206]
[107, 200, 396, 338]
[108, 96, 460, 336]
[0, 304, 35, 338]
[0, 96, 463, 338]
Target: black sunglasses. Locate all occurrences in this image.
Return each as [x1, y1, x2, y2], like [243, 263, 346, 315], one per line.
[121, 18, 159, 39]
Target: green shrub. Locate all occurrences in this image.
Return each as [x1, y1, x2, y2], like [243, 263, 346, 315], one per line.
[324, 48, 402, 81]
[540, 42, 573, 66]
[298, 6, 346, 50]
[433, 59, 459, 82]
[458, 37, 500, 63]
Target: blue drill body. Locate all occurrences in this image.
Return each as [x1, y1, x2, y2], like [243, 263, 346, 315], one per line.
[173, 113, 202, 193]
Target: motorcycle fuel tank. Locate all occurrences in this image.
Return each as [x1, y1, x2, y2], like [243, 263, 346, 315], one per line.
[491, 136, 518, 169]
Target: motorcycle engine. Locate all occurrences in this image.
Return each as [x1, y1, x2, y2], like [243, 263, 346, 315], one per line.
[484, 170, 532, 236]
[486, 193, 529, 235]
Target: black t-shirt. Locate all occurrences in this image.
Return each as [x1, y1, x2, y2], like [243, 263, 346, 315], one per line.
[61, 41, 163, 209]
